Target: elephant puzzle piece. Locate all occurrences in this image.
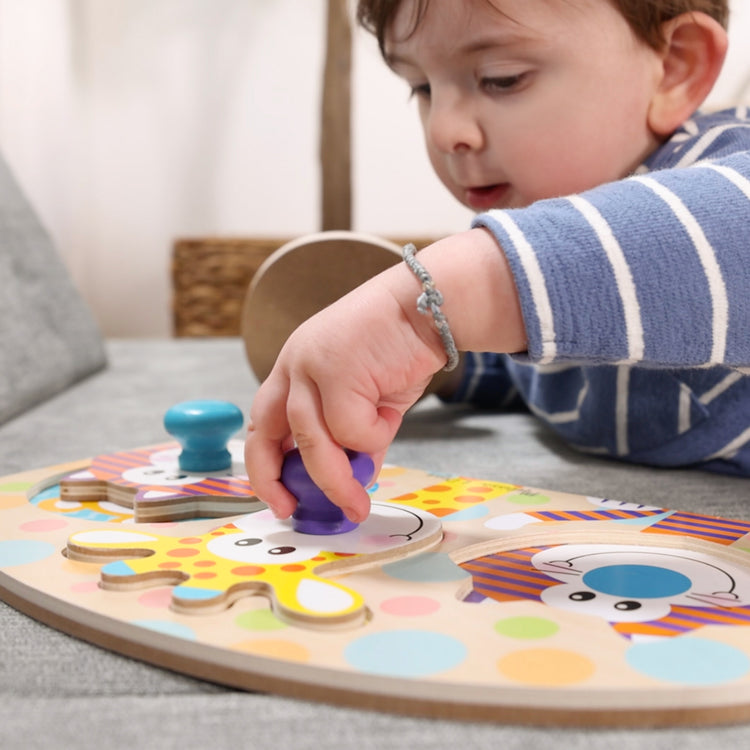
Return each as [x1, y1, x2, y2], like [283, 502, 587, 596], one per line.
[66, 502, 444, 628]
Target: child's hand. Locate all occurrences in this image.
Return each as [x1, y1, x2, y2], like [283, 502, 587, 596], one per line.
[244, 229, 525, 522]
[244, 267, 445, 523]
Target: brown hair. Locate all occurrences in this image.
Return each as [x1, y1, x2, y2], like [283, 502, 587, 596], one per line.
[357, 0, 729, 55]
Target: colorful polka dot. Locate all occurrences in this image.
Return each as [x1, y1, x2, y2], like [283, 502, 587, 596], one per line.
[70, 580, 100, 594]
[137, 588, 173, 608]
[0, 488, 30, 509]
[0, 481, 33, 492]
[494, 616, 560, 640]
[235, 638, 310, 662]
[498, 648, 595, 686]
[0, 540, 56, 568]
[235, 609, 287, 631]
[507, 491, 551, 506]
[132, 620, 196, 640]
[442, 506, 488, 522]
[19, 519, 69, 533]
[380, 596, 441, 617]
[626, 637, 750, 685]
[345, 630, 467, 677]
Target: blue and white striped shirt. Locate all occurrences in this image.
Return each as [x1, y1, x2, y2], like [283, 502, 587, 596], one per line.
[457, 108, 750, 476]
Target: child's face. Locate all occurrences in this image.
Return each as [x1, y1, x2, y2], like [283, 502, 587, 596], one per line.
[385, 0, 665, 211]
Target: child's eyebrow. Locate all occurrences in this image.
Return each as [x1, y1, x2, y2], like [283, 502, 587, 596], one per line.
[385, 31, 533, 69]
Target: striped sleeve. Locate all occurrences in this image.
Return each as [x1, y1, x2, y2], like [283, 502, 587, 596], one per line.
[472, 151, 750, 369]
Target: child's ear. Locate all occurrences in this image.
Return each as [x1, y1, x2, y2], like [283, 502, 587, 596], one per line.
[647, 12, 728, 136]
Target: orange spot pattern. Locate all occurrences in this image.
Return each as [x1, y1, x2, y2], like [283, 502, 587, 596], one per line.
[388, 478, 517, 517]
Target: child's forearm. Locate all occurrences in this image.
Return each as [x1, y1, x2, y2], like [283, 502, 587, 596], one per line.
[384, 228, 527, 366]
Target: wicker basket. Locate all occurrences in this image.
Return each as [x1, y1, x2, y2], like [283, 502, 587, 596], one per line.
[171, 235, 438, 337]
[171, 238, 287, 336]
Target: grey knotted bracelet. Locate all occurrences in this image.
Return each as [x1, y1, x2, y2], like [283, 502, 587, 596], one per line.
[402, 243, 459, 372]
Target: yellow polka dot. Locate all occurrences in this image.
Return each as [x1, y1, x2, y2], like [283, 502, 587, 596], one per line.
[497, 648, 595, 686]
[233, 638, 310, 662]
[0, 492, 28, 509]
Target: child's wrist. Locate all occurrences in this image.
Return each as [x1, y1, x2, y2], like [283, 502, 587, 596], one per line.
[402, 229, 527, 357]
[402, 242, 460, 372]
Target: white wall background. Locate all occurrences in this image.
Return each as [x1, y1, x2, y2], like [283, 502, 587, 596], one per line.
[1, 0, 749, 337]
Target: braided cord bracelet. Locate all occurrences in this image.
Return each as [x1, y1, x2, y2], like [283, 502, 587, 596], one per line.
[402, 243, 460, 372]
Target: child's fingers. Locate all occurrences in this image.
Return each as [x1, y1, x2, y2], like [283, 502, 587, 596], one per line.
[284, 376, 376, 522]
[245, 375, 300, 517]
[244, 432, 299, 518]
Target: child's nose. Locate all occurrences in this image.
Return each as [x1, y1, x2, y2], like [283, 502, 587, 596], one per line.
[427, 95, 484, 154]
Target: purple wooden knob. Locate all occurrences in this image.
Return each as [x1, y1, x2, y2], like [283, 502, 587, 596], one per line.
[281, 448, 374, 535]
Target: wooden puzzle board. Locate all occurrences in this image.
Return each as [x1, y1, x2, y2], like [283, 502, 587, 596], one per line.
[3, 443, 750, 727]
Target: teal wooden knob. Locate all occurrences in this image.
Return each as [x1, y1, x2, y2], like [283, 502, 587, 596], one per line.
[163, 400, 243, 472]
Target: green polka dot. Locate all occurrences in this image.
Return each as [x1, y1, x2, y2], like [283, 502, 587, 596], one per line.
[495, 616, 559, 640]
[507, 491, 551, 506]
[235, 608, 287, 631]
[0, 481, 33, 493]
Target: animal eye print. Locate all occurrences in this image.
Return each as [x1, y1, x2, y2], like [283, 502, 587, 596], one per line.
[269, 546, 296, 555]
[569, 591, 596, 601]
[234, 537, 262, 547]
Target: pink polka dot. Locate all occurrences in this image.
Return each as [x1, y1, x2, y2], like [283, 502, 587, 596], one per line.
[138, 588, 173, 609]
[380, 596, 441, 617]
[20, 519, 69, 533]
[70, 581, 99, 594]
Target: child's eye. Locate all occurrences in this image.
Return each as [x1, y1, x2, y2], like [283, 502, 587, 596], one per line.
[481, 74, 527, 93]
[409, 82, 431, 99]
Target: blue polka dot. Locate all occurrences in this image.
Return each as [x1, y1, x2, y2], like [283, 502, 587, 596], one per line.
[0, 540, 56, 568]
[132, 620, 196, 640]
[583, 565, 691, 599]
[383, 552, 470, 583]
[443, 505, 489, 522]
[626, 637, 750, 685]
[345, 630, 467, 677]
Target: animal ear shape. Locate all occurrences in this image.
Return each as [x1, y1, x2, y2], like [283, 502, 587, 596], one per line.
[647, 12, 728, 137]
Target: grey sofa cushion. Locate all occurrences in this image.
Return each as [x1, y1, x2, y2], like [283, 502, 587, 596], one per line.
[0, 153, 106, 425]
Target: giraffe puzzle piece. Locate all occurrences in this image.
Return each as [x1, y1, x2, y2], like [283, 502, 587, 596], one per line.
[67, 502, 443, 628]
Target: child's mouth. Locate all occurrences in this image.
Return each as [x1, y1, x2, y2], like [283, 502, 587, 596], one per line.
[465, 184, 510, 210]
